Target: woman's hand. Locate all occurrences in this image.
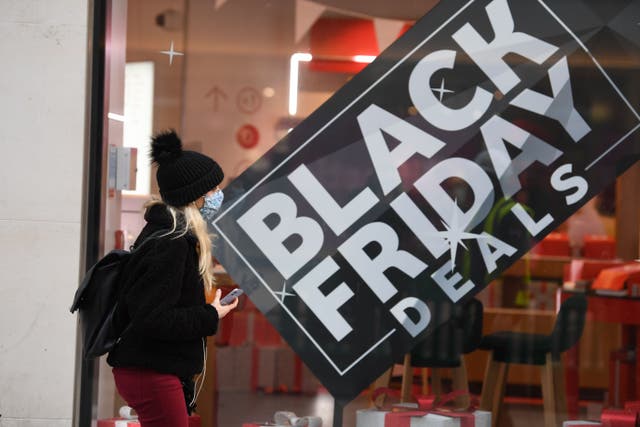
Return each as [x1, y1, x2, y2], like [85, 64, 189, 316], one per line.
[211, 289, 238, 319]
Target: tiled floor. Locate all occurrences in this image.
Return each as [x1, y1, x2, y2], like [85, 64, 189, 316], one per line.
[216, 390, 583, 427]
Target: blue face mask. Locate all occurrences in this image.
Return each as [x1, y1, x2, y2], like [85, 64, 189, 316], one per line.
[199, 190, 224, 222]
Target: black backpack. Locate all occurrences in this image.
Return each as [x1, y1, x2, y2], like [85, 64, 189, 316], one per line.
[70, 232, 164, 359]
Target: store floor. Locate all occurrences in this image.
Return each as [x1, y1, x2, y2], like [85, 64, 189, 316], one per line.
[216, 390, 572, 427]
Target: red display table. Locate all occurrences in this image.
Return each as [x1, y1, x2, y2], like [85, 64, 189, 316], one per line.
[560, 289, 640, 418]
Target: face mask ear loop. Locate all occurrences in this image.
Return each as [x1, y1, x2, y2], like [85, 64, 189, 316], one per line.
[191, 338, 207, 408]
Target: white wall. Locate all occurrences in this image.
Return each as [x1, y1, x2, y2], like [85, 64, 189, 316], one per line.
[182, 0, 300, 183]
[0, 0, 88, 426]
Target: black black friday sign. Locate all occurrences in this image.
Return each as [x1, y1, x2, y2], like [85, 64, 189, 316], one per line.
[211, 0, 640, 402]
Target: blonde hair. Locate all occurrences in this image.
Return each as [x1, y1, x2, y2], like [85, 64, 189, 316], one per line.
[145, 198, 215, 292]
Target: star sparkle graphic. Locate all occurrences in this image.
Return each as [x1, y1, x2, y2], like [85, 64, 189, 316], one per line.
[274, 281, 295, 303]
[430, 199, 489, 270]
[159, 40, 184, 65]
[431, 78, 455, 102]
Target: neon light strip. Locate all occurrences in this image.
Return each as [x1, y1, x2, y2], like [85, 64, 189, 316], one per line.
[288, 53, 312, 116]
[352, 55, 376, 63]
[107, 112, 125, 122]
[288, 53, 377, 116]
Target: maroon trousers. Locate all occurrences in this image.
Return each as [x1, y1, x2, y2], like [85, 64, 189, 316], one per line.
[113, 367, 188, 427]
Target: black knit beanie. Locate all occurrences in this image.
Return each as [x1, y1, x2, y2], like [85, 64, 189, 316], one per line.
[150, 130, 224, 207]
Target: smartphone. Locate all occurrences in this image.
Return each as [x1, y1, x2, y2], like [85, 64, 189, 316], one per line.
[220, 288, 244, 306]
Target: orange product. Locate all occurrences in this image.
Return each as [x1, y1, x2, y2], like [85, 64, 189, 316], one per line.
[592, 264, 640, 292]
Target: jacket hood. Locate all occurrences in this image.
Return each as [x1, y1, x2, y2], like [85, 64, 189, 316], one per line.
[144, 203, 176, 228]
[137, 202, 196, 247]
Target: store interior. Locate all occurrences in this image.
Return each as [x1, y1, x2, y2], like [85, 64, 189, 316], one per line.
[96, 0, 640, 426]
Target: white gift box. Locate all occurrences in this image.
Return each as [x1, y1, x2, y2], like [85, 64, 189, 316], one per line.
[272, 411, 322, 427]
[391, 410, 491, 427]
[357, 408, 491, 427]
[356, 408, 387, 427]
[562, 422, 602, 426]
[241, 423, 287, 427]
[356, 403, 429, 427]
[216, 344, 253, 391]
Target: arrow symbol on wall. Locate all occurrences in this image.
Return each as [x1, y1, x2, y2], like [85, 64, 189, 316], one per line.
[205, 86, 228, 112]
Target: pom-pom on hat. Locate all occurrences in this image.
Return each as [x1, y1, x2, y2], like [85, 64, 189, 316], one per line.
[150, 130, 224, 207]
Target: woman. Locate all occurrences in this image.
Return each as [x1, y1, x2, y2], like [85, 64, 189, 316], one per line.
[107, 130, 239, 427]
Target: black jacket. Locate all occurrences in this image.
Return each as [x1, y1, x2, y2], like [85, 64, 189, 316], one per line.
[107, 204, 219, 378]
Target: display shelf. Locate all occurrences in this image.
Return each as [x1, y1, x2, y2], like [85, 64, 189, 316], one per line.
[502, 255, 572, 280]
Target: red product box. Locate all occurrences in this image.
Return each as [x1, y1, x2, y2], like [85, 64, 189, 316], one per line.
[275, 345, 296, 391]
[254, 314, 283, 347]
[217, 344, 253, 391]
[624, 401, 640, 412]
[532, 232, 570, 256]
[215, 312, 235, 346]
[228, 311, 252, 346]
[564, 260, 625, 283]
[592, 264, 640, 293]
[254, 345, 279, 391]
[600, 409, 638, 426]
[583, 235, 616, 259]
[296, 356, 320, 394]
